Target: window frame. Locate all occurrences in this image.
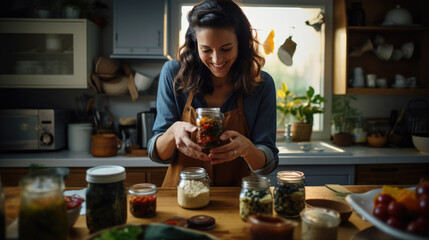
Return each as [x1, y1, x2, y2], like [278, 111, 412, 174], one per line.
[168, 0, 333, 141]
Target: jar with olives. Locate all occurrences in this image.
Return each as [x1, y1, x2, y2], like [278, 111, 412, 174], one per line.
[196, 108, 224, 149]
[86, 165, 127, 233]
[274, 171, 305, 218]
[239, 176, 273, 221]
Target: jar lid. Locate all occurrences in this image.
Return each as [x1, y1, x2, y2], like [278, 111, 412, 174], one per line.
[241, 176, 270, 189]
[129, 183, 157, 196]
[20, 172, 64, 193]
[180, 167, 207, 180]
[86, 165, 126, 183]
[196, 108, 220, 114]
[277, 171, 305, 183]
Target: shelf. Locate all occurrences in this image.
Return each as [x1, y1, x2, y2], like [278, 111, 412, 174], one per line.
[347, 87, 429, 95]
[348, 26, 429, 32]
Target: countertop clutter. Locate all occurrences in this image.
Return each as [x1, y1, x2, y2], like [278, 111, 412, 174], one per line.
[1, 185, 409, 240]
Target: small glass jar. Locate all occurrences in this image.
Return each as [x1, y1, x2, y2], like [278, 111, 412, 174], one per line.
[274, 171, 305, 218]
[86, 165, 127, 233]
[239, 176, 273, 221]
[129, 183, 157, 218]
[177, 167, 210, 209]
[196, 108, 224, 149]
[19, 172, 68, 240]
[301, 208, 340, 240]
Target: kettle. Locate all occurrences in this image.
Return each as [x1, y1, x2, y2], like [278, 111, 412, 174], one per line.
[137, 109, 156, 149]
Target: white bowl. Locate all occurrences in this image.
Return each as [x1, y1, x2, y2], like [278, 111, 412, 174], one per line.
[134, 72, 154, 92]
[412, 135, 429, 153]
[68, 205, 82, 229]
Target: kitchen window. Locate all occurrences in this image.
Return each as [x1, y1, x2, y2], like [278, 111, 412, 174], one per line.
[170, 0, 333, 140]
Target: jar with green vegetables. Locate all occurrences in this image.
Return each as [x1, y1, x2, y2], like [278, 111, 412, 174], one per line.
[86, 165, 127, 233]
[274, 171, 306, 218]
[19, 172, 68, 240]
[239, 176, 272, 221]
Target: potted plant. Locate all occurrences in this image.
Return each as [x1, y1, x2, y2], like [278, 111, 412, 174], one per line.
[277, 82, 325, 142]
[331, 95, 359, 146]
[61, 0, 91, 19]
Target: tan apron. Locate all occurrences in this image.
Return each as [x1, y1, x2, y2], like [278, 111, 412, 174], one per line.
[162, 92, 251, 187]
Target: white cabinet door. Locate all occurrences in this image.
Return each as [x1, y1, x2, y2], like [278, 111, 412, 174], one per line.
[113, 0, 167, 58]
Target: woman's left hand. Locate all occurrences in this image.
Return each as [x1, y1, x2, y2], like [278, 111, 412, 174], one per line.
[208, 130, 251, 165]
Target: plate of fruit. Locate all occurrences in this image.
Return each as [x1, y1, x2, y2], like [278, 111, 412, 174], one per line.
[346, 181, 429, 240]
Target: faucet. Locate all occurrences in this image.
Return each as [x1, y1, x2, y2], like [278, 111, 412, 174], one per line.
[285, 123, 292, 143]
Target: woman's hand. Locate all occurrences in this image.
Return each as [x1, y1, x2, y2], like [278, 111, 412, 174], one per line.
[208, 130, 252, 165]
[169, 121, 210, 161]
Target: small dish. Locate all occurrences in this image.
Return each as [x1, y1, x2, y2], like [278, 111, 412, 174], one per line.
[305, 199, 353, 223]
[247, 214, 297, 240]
[68, 205, 82, 229]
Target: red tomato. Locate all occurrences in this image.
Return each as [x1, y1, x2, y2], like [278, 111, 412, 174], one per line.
[418, 195, 429, 217]
[373, 204, 389, 221]
[387, 201, 407, 219]
[416, 181, 429, 198]
[375, 194, 395, 207]
[64, 195, 85, 210]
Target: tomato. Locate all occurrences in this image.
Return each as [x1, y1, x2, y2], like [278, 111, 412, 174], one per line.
[373, 204, 389, 221]
[418, 195, 429, 217]
[375, 194, 395, 206]
[386, 217, 405, 230]
[64, 195, 85, 210]
[387, 201, 407, 219]
[416, 181, 429, 198]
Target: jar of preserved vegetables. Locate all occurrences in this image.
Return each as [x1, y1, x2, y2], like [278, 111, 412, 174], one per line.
[86, 165, 127, 233]
[196, 108, 224, 149]
[239, 176, 273, 221]
[177, 167, 210, 209]
[129, 183, 157, 218]
[274, 171, 305, 218]
[19, 172, 68, 240]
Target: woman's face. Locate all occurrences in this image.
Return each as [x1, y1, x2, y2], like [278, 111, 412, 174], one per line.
[195, 27, 238, 80]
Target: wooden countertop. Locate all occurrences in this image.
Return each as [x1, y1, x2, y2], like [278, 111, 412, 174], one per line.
[4, 185, 385, 239]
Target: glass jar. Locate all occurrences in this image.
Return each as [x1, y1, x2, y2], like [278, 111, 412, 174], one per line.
[274, 171, 305, 218]
[129, 183, 157, 218]
[86, 165, 127, 233]
[239, 176, 273, 221]
[19, 172, 68, 240]
[0, 178, 6, 240]
[301, 208, 340, 240]
[196, 108, 224, 149]
[177, 167, 210, 209]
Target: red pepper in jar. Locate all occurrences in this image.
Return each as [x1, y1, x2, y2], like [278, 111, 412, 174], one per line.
[130, 195, 156, 218]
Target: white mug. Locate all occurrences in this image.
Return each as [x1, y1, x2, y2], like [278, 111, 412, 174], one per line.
[394, 74, 406, 87]
[376, 78, 387, 88]
[366, 74, 376, 88]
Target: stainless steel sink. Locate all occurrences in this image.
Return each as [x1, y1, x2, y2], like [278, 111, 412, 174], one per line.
[277, 141, 351, 156]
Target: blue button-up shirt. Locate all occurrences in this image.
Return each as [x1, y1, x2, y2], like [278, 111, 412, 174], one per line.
[148, 60, 278, 175]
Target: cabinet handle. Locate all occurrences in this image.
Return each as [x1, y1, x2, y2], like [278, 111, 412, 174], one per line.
[370, 167, 398, 172]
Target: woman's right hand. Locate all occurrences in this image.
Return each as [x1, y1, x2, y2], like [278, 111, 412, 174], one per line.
[168, 121, 210, 161]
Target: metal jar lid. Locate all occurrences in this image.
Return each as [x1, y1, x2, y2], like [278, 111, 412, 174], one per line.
[129, 183, 157, 196]
[180, 167, 207, 180]
[86, 165, 126, 183]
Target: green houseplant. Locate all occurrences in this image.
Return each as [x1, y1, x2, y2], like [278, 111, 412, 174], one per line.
[331, 95, 359, 146]
[277, 82, 325, 141]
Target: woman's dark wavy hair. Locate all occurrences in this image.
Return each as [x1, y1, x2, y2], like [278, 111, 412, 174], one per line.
[174, 0, 265, 96]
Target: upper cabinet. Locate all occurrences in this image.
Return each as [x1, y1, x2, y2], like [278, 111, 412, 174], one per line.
[0, 19, 99, 89]
[111, 0, 170, 60]
[333, 0, 429, 95]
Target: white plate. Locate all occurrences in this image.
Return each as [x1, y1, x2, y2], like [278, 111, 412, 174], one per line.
[346, 187, 427, 240]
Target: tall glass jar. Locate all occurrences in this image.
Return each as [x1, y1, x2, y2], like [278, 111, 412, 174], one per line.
[196, 108, 224, 149]
[239, 176, 273, 221]
[19, 172, 68, 240]
[0, 178, 5, 240]
[177, 167, 210, 209]
[274, 171, 305, 218]
[86, 165, 127, 233]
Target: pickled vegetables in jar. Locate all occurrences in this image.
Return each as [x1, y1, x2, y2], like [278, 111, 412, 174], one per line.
[196, 108, 224, 149]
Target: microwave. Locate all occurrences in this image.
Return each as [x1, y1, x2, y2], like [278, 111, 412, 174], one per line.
[0, 109, 73, 151]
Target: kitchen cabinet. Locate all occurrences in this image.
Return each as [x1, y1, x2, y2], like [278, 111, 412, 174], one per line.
[111, 0, 169, 59]
[333, 0, 429, 95]
[0, 167, 167, 188]
[265, 165, 355, 186]
[0, 18, 99, 88]
[355, 163, 429, 185]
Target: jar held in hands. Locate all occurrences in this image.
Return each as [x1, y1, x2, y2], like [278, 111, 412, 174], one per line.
[196, 108, 224, 149]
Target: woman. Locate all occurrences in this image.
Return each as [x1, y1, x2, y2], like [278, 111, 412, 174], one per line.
[148, 0, 278, 187]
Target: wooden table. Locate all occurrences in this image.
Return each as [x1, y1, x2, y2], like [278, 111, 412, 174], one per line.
[4, 185, 385, 239]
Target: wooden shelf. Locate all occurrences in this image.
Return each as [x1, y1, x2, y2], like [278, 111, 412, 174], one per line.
[347, 87, 429, 95]
[348, 25, 429, 32]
